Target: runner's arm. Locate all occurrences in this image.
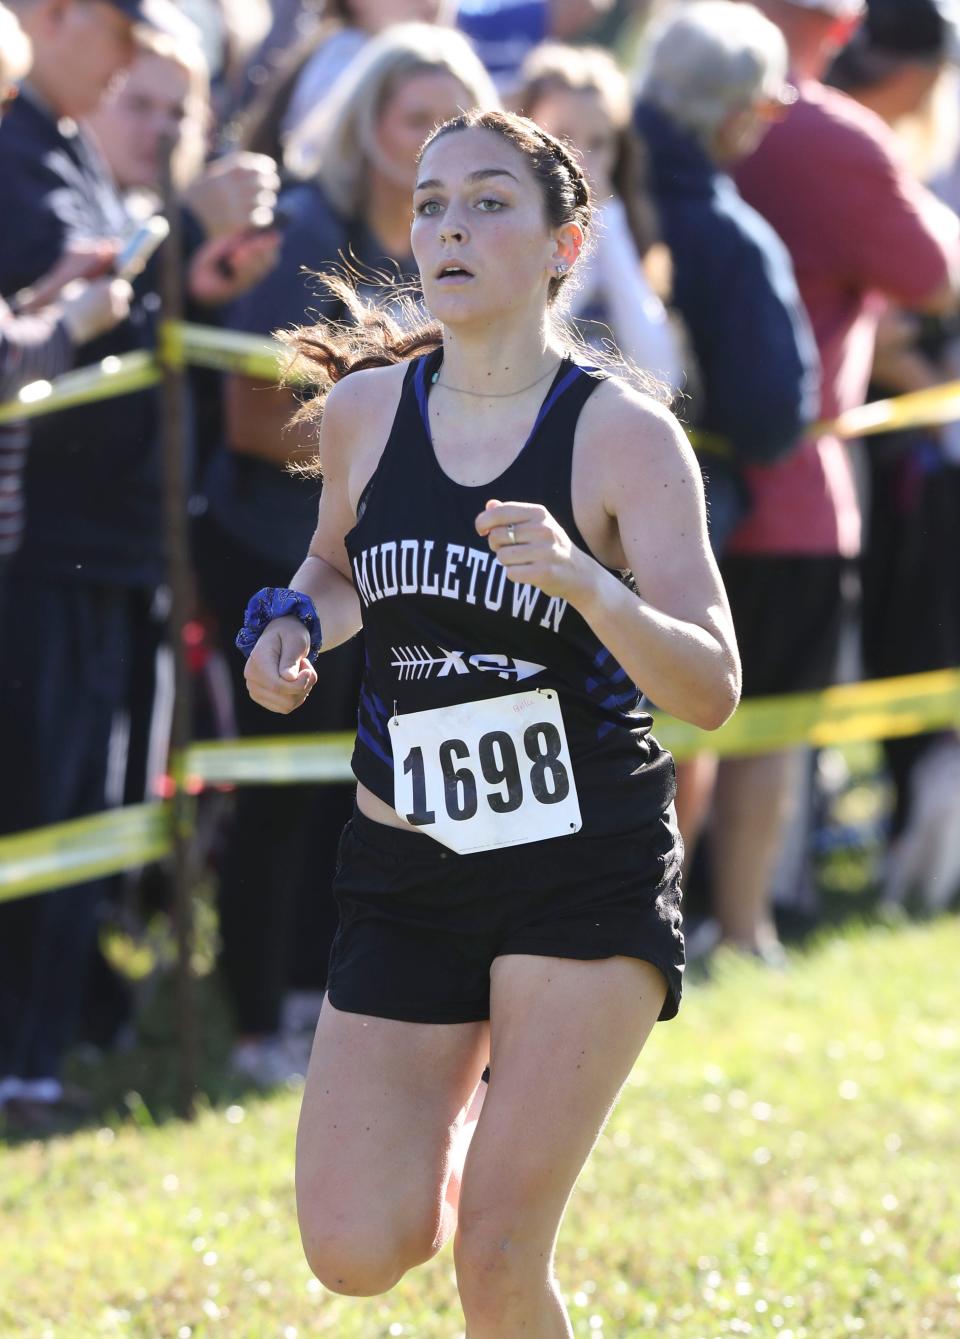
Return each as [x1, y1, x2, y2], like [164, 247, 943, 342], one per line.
[287, 375, 369, 647]
[576, 390, 740, 729]
[243, 376, 364, 713]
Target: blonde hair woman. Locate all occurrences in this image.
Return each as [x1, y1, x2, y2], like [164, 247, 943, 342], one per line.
[517, 41, 684, 393]
[234, 0, 455, 163]
[197, 23, 499, 1091]
[284, 22, 499, 193]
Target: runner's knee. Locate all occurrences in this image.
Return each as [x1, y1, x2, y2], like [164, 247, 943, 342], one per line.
[299, 1215, 438, 1296]
[453, 1201, 553, 1307]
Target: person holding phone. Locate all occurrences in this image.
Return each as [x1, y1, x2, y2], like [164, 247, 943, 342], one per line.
[238, 107, 739, 1332]
[0, 0, 185, 1135]
[0, 1, 133, 618]
[84, 24, 284, 307]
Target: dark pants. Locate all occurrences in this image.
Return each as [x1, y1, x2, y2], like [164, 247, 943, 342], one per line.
[861, 440, 960, 835]
[194, 514, 362, 1035]
[0, 571, 137, 1080]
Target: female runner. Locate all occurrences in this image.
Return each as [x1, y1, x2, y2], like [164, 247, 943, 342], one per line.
[239, 108, 740, 1338]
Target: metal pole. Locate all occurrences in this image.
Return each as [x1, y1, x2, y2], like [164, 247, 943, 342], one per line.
[157, 137, 198, 1121]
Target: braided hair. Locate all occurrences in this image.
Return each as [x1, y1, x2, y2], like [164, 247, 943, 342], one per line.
[423, 109, 593, 305]
[283, 109, 665, 474]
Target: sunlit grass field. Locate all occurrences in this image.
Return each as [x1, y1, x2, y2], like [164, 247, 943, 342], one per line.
[3, 915, 959, 1339]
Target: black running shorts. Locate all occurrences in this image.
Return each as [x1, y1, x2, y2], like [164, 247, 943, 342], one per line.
[325, 805, 685, 1025]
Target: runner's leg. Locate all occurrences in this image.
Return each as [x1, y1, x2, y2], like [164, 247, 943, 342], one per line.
[454, 953, 667, 1338]
[296, 998, 488, 1296]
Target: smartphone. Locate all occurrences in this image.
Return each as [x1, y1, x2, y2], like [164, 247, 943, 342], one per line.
[114, 216, 170, 280]
[214, 207, 289, 278]
[248, 204, 290, 234]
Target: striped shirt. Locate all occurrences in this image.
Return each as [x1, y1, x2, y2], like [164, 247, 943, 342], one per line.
[0, 302, 72, 558]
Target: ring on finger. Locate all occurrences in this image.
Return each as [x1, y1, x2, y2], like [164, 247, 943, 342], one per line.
[506, 523, 517, 546]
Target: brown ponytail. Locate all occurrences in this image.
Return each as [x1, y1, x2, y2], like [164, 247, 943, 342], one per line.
[283, 269, 442, 399]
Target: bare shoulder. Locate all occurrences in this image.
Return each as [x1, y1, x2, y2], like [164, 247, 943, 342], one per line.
[321, 361, 409, 449]
[316, 361, 411, 505]
[578, 373, 702, 501]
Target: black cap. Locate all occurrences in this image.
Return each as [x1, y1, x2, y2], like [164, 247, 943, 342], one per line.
[103, 0, 203, 42]
[102, 0, 160, 23]
[863, 0, 960, 59]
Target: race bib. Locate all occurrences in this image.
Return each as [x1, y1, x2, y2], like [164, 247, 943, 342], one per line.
[390, 689, 582, 854]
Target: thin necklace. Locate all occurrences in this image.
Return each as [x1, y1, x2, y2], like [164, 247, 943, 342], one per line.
[430, 360, 562, 398]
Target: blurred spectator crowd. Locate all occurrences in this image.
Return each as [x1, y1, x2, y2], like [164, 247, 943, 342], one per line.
[1, 0, 959, 1134]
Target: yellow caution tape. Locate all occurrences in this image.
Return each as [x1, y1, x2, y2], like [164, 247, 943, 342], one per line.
[0, 803, 171, 905]
[0, 350, 161, 425]
[178, 322, 285, 379]
[157, 318, 185, 372]
[0, 325, 285, 425]
[829, 379, 960, 440]
[656, 667, 960, 762]
[691, 380, 960, 459]
[184, 669, 960, 781]
[3, 323, 960, 440]
[686, 428, 733, 459]
[1, 670, 959, 902]
[187, 732, 356, 786]
[182, 333, 960, 444]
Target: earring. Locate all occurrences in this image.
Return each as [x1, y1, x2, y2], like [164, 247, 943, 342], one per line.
[555, 262, 569, 276]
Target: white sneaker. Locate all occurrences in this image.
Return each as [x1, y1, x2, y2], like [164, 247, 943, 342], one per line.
[229, 1034, 312, 1090]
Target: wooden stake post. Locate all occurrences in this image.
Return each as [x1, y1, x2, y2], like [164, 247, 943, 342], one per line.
[157, 139, 198, 1121]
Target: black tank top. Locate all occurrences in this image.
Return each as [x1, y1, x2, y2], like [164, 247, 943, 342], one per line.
[345, 347, 675, 842]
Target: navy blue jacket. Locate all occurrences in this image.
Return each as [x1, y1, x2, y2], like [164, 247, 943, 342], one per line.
[0, 90, 197, 585]
[634, 102, 819, 546]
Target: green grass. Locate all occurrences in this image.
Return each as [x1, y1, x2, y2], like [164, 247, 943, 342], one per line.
[3, 917, 959, 1339]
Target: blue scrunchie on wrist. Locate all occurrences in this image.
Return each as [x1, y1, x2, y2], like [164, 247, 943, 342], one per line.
[235, 587, 323, 662]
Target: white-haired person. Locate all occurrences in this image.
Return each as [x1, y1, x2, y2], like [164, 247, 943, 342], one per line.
[238, 104, 739, 1335]
[516, 40, 684, 395]
[826, 0, 960, 910]
[196, 23, 499, 1089]
[631, 1, 822, 958]
[680, 0, 959, 963]
[632, 3, 819, 556]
